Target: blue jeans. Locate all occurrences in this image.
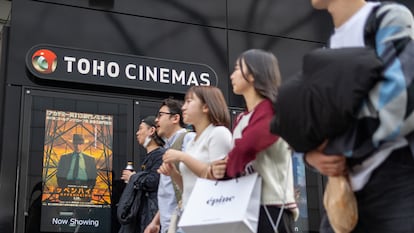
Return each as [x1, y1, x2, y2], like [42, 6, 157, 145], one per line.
[321, 146, 414, 233]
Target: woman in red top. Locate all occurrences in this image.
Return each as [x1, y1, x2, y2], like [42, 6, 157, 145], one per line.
[212, 49, 298, 233]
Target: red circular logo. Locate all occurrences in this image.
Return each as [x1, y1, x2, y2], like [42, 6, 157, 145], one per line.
[31, 49, 57, 74]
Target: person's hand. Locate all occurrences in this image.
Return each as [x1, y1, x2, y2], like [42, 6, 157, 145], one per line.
[143, 221, 160, 233]
[163, 149, 184, 163]
[211, 157, 228, 179]
[158, 162, 175, 176]
[121, 169, 136, 183]
[305, 141, 347, 176]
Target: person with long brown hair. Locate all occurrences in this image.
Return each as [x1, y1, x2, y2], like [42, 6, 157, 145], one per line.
[211, 49, 298, 233]
[158, 85, 232, 211]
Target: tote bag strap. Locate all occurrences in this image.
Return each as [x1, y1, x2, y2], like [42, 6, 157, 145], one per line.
[264, 155, 292, 233]
[169, 131, 189, 205]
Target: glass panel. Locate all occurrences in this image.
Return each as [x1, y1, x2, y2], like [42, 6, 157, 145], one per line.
[23, 90, 132, 233]
[40, 110, 113, 232]
[292, 152, 309, 232]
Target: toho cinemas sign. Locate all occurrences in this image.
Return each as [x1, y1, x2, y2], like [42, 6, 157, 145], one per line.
[26, 44, 218, 94]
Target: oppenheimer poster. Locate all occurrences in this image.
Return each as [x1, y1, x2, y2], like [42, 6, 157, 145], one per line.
[40, 110, 113, 232]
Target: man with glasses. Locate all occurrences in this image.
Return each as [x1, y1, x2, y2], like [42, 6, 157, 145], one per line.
[144, 98, 195, 233]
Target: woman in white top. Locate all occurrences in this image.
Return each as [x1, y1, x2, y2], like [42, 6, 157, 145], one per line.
[158, 85, 232, 209]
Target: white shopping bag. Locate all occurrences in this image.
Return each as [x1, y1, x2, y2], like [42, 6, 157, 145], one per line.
[178, 173, 262, 233]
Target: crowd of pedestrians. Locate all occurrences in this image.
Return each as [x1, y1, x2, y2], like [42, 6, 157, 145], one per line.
[118, 1, 414, 232]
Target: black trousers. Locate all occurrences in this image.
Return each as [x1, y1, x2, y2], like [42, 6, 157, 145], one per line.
[258, 205, 294, 233]
[321, 146, 414, 233]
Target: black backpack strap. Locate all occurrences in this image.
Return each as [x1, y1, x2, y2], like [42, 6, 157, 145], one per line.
[364, 2, 394, 49]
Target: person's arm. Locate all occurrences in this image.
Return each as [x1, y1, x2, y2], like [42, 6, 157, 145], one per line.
[163, 127, 232, 178]
[121, 169, 136, 183]
[86, 155, 97, 188]
[227, 101, 278, 177]
[163, 149, 209, 178]
[56, 155, 69, 187]
[210, 157, 228, 180]
[331, 4, 414, 158]
[56, 157, 64, 187]
[140, 154, 163, 192]
[143, 211, 160, 233]
[372, 4, 414, 139]
[305, 140, 347, 177]
[158, 162, 183, 191]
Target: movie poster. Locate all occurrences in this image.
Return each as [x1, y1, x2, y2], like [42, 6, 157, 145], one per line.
[40, 110, 113, 232]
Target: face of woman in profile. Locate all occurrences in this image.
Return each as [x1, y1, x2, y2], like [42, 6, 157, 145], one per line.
[182, 92, 204, 125]
[230, 59, 253, 95]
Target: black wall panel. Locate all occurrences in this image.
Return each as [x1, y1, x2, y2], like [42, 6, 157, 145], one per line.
[2, 0, 414, 232]
[0, 85, 22, 233]
[34, 0, 227, 28]
[227, 0, 332, 42]
[227, 30, 324, 106]
[8, 0, 229, 98]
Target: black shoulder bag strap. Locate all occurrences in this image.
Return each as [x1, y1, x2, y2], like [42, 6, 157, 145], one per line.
[169, 132, 187, 151]
[364, 2, 394, 49]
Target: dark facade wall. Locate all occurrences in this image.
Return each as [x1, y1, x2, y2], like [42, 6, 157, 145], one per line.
[1, 0, 414, 233]
[0, 25, 8, 155]
[0, 85, 22, 233]
[6, 0, 332, 98]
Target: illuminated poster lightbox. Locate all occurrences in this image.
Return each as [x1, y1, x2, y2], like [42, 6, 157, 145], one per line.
[40, 110, 113, 232]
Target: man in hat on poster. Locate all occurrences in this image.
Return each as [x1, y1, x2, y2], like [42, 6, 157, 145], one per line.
[56, 134, 98, 191]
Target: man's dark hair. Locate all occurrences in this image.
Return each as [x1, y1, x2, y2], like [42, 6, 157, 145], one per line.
[161, 98, 185, 128]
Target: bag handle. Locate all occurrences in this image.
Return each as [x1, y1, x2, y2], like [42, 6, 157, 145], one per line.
[169, 132, 189, 205]
[264, 154, 292, 233]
